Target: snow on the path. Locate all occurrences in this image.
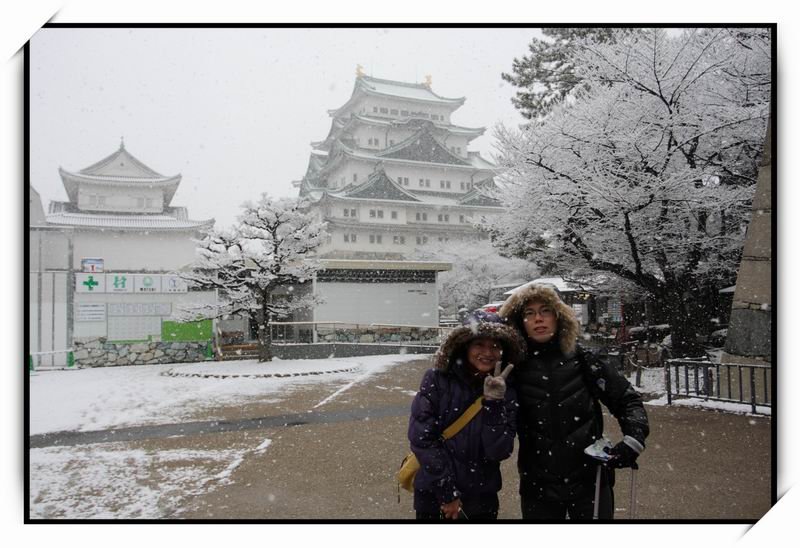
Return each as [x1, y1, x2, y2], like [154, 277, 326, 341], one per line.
[29, 353, 428, 519]
[29, 353, 426, 435]
[30, 442, 247, 519]
[645, 394, 772, 416]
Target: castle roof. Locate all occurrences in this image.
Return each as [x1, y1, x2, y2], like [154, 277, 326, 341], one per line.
[329, 74, 466, 119]
[327, 166, 422, 202]
[58, 141, 181, 205]
[46, 209, 214, 231]
[312, 114, 485, 151]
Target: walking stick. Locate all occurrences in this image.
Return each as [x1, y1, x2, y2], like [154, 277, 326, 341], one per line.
[593, 464, 603, 520]
[584, 437, 613, 520]
[630, 463, 639, 519]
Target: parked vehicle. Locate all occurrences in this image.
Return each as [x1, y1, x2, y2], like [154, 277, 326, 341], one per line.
[479, 301, 507, 314]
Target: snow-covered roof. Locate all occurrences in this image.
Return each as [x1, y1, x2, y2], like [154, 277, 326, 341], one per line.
[467, 152, 496, 170]
[329, 74, 466, 119]
[58, 142, 182, 205]
[504, 277, 595, 296]
[379, 125, 471, 166]
[46, 211, 214, 231]
[312, 115, 485, 152]
[77, 142, 166, 179]
[333, 166, 423, 202]
[320, 258, 452, 272]
[358, 75, 465, 105]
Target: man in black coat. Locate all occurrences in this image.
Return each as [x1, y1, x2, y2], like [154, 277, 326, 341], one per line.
[499, 284, 649, 520]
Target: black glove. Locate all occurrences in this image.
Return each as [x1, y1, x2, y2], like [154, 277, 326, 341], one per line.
[603, 435, 644, 469]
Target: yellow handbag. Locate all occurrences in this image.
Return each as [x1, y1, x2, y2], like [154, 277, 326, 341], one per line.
[397, 396, 484, 492]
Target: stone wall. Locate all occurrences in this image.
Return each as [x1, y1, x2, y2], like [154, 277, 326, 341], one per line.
[315, 327, 441, 345]
[73, 338, 211, 367]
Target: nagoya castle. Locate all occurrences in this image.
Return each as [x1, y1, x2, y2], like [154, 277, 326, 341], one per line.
[295, 66, 504, 260]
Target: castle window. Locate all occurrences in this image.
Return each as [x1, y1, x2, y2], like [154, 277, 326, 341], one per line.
[401, 110, 409, 116]
[350, 208, 356, 217]
[344, 209, 350, 217]
[373, 106, 378, 113]
[390, 109, 398, 115]
[380, 107, 388, 114]
[369, 210, 376, 218]
[352, 173, 357, 182]
[393, 235, 405, 245]
[377, 210, 384, 219]
[391, 211, 398, 220]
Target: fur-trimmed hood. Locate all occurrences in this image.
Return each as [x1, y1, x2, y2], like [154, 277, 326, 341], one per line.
[498, 284, 580, 356]
[433, 320, 526, 372]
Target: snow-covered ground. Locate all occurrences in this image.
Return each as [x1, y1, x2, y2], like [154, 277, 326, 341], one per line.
[29, 354, 425, 519]
[30, 354, 422, 435]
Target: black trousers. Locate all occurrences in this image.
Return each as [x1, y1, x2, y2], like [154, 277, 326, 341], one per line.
[520, 469, 615, 520]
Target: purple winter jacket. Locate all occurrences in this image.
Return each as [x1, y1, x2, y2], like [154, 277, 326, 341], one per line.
[408, 363, 518, 514]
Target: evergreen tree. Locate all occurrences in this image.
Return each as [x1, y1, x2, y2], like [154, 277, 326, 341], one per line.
[501, 27, 639, 120]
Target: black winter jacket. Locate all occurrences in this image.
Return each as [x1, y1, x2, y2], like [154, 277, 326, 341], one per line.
[516, 339, 649, 502]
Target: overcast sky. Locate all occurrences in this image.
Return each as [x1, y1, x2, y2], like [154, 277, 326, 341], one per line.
[29, 27, 544, 228]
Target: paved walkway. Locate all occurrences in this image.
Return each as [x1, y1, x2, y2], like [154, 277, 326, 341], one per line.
[33, 356, 772, 520]
[167, 358, 772, 519]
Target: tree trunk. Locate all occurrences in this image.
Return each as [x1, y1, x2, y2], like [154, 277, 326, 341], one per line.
[257, 295, 272, 362]
[660, 286, 704, 358]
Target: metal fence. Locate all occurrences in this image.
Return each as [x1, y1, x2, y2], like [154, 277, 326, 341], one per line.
[665, 358, 771, 414]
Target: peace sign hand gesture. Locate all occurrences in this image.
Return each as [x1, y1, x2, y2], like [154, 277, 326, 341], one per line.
[483, 362, 514, 401]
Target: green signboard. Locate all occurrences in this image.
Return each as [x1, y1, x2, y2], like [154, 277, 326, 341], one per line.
[161, 319, 212, 342]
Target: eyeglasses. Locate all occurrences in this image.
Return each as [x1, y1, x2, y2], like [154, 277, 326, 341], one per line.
[523, 307, 555, 319]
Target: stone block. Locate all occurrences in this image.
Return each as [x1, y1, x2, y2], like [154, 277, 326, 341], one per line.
[751, 164, 772, 212]
[732, 260, 772, 305]
[742, 210, 772, 260]
[724, 308, 772, 359]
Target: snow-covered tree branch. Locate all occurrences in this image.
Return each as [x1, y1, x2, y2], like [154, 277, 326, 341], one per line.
[178, 194, 328, 361]
[412, 240, 539, 314]
[490, 28, 770, 356]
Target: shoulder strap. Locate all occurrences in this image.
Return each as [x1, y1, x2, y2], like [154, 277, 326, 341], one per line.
[576, 346, 603, 399]
[442, 396, 484, 439]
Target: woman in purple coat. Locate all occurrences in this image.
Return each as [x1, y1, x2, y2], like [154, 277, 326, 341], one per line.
[408, 311, 524, 520]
